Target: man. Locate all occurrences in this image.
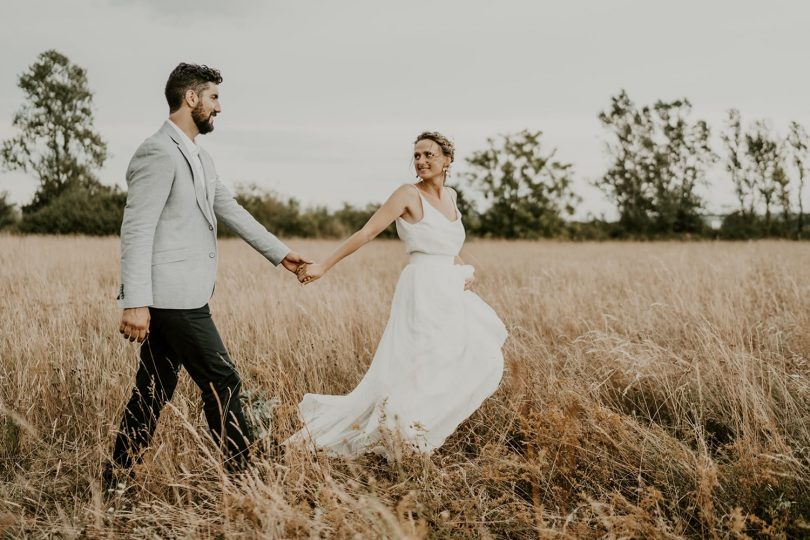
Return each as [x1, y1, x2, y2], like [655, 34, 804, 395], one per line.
[105, 63, 310, 488]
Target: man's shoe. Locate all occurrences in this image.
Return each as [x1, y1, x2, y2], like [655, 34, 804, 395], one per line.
[102, 462, 133, 497]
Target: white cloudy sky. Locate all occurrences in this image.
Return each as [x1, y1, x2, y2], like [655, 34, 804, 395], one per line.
[1, 0, 808, 218]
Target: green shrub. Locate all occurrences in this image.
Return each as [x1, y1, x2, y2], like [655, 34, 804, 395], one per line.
[0, 192, 18, 230]
[18, 185, 125, 235]
[718, 212, 764, 240]
[218, 185, 395, 239]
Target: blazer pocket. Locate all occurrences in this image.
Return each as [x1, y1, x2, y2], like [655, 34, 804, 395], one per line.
[152, 247, 189, 265]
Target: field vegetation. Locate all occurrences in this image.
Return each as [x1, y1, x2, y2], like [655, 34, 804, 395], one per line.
[0, 236, 808, 538]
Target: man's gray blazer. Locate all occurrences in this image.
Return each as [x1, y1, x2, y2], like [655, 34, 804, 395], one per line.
[117, 121, 290, 309]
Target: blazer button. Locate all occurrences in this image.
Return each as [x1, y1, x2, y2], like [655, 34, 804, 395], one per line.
[209, 225, 214, 231]
[209, 252, 215, 258]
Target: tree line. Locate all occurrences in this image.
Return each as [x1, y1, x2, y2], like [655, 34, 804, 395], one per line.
[2, 50, 808, 240]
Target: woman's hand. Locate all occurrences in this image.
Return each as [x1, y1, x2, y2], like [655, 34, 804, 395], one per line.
[298, 263, 327, 284]
[457, 264, 475, 291]
[464, 275, 475, 291]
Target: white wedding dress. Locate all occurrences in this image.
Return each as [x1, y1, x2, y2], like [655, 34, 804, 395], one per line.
[285, 186, 507, 455]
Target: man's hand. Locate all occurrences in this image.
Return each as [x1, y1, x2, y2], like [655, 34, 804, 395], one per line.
[281, 251, 314, 275]
[120, 307, 150, 343]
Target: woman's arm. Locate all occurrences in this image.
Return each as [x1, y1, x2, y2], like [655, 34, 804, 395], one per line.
[299, 185, 416, 283]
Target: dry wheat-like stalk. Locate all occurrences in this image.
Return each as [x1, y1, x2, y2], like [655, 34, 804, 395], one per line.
[0, 236, 808, 538]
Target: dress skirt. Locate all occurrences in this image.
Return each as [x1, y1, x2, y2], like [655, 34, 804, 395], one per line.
[285, 254, 507, 455]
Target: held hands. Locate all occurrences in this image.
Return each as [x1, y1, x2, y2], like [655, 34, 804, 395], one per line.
[281, 251, 314, 275]
[281, 250, 324, 284]
[119, 307, 150, 343]
[297, 263, 326, 284]
[464, 275, 474, 291]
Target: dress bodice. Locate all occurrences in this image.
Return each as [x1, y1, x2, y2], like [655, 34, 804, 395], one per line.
[395, 186, 465, 257]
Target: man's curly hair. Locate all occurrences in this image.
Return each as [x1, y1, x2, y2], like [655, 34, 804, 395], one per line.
[165, 63, 223, 112]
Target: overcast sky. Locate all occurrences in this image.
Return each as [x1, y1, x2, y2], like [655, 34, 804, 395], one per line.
[1, 0, 809, 218]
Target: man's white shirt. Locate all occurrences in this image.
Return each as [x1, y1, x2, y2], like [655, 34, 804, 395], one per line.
[167, 119, 206, 198]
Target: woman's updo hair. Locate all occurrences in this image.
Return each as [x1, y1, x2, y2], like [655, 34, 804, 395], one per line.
[414, 131, 455, 163]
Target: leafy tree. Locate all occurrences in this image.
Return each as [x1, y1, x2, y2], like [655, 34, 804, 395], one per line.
[463, 129, 578, 238]
[654, 102, 715, 234]
[745, 120, 783, 231]
[721, 109, 753, 216]
[1, 50, 107, 213]
[787, 121, 808, 238]
[0, 192, 18, 230]
[773, 159, 791, 231]
[597, 90, 716, 236]
[596, 91, 653, 234]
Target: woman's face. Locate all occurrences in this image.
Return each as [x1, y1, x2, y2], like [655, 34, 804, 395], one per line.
[413, 139, 450, 181]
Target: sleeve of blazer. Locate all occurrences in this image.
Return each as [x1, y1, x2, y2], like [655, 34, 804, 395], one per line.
[213, 178, 291, 266]
[118, 141, 175, 308]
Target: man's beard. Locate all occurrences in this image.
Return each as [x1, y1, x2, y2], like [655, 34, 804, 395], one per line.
[192, 103, 215, 134]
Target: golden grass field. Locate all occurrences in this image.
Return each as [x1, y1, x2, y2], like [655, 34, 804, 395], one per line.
[0, 235, 808, 538]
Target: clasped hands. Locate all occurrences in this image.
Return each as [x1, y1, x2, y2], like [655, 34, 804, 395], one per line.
[283, 251, 323, 284]
[296, 262, 324, 284]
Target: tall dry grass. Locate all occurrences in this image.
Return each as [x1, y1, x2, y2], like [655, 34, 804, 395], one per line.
[0, 235, 808, 538]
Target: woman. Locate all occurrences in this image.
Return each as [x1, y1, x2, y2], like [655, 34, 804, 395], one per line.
[285, 132, 507, 455]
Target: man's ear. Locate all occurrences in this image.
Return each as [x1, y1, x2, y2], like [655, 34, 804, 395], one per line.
[184, 89, 198, 108]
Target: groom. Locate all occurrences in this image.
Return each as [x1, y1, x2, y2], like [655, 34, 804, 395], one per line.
[106, 63, 310, 487]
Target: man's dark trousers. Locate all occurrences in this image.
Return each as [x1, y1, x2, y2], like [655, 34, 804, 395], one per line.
[112, 304, 251, 471]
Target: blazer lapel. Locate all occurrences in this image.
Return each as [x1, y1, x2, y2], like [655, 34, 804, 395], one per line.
[161, 122, 215, 227]
[200, 151, 216, 215]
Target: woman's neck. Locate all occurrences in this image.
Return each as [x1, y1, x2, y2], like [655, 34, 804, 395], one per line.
[418, 177, 445, 198]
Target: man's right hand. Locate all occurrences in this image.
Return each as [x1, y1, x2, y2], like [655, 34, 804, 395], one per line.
[120, 307, 150, 343]
[281, 251, 314, 274]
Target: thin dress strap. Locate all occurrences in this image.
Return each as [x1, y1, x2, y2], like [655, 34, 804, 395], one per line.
[444, 186, 460, 221]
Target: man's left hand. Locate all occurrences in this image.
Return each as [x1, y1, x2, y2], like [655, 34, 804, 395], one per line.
[281, 251, 314, 274]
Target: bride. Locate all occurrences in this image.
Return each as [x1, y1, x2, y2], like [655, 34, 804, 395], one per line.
[285, 131, 507, 455]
